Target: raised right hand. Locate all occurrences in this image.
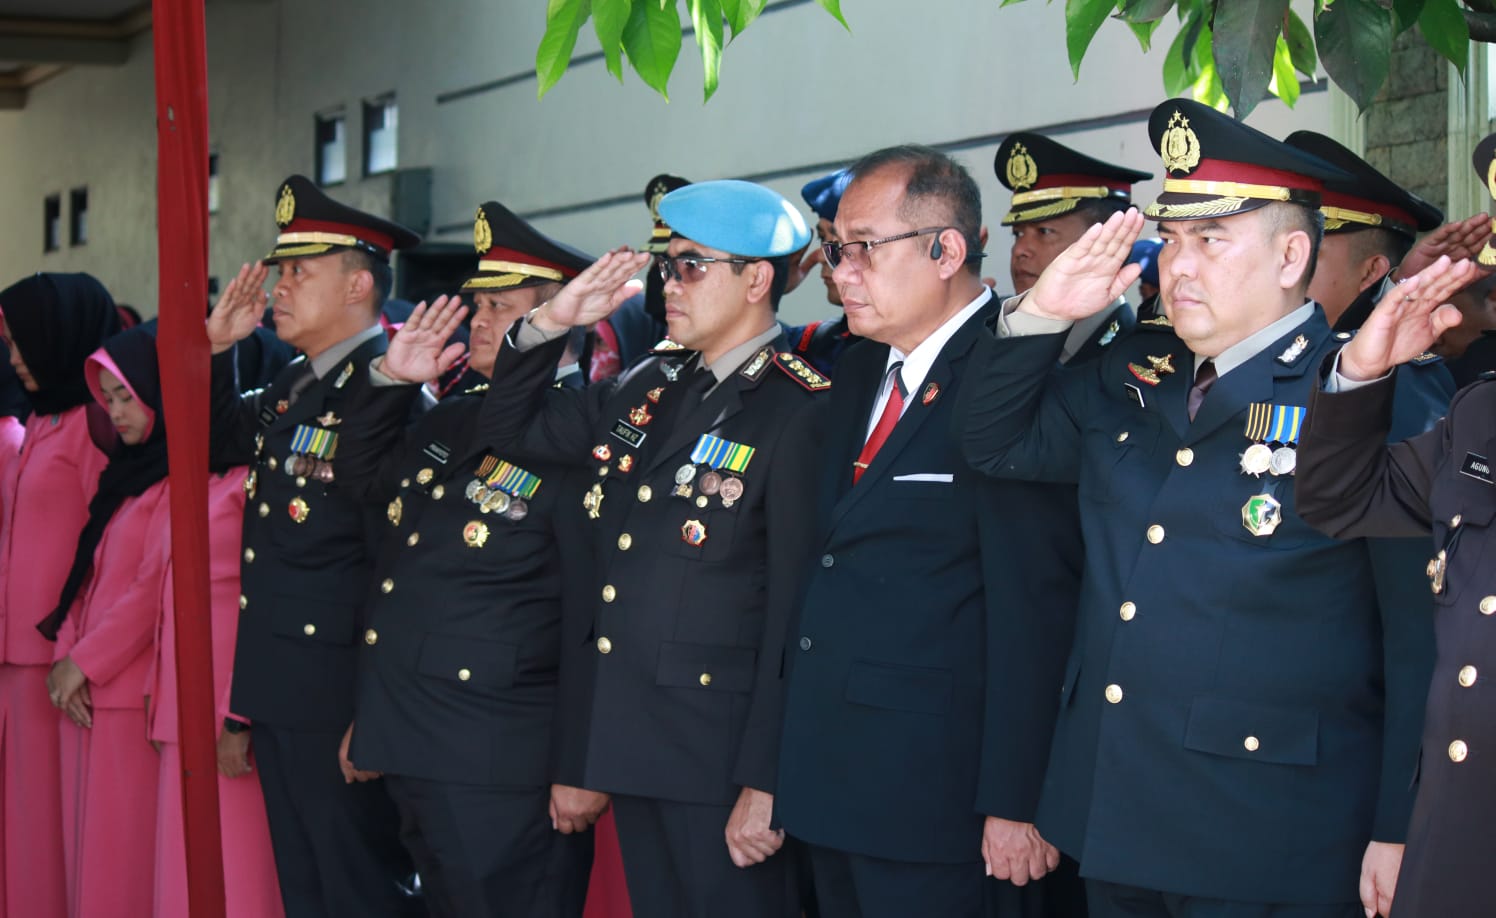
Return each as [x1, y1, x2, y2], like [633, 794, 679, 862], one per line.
[1339, 256, 1478, 382]
[531, 248, 651, 333]
[1022, 209, 1145, 323]
[206, 262, 270, 355]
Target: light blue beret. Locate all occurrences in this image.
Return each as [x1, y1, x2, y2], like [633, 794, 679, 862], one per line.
[800, 168, 852, 221]
[657, 180, 811, 258]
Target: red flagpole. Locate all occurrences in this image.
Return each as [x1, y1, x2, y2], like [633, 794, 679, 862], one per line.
[151, 1, 227, 915]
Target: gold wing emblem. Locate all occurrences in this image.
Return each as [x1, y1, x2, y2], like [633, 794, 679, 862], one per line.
[1161, 111, 1202, 175]
[474, 207, 493, 255]
[1006, 143, 1039, 190]
[275, 185, 296, 227]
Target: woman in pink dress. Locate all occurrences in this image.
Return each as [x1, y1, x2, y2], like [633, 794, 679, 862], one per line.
[0, 273, 119, 918]
[41, 326, 171, 917]
[148, 463, 283, 918]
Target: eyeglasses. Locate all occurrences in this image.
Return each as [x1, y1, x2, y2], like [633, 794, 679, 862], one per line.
[654, 254, 762, 284]
[822, 227, 946, 271]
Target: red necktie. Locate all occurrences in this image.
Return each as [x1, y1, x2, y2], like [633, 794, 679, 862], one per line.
[853, 362, 906, 484]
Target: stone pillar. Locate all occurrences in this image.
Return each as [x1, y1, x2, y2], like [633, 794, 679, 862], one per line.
[1363, 29, 1450, 213]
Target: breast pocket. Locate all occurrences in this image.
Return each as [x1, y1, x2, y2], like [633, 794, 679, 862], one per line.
[416, 634, 518, 691]
[845, 659, 953, 715]
[1182, 696, 1319, 766]
[655, 642, 757, 693]
[1082, 416, 1158, 505]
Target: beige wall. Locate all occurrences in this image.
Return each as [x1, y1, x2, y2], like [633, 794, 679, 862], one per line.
[0, 0, 1338, 323]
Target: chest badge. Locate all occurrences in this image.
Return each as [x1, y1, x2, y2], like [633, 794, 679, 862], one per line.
[1241, 493, 1282, 537]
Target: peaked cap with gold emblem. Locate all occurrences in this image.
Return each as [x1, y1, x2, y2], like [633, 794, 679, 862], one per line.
[994, 132, 1151, 226]
[1472, 133, 1496, 267]
[461, 200, 593, 292]
[263, 174, 420, 264]
[1144, 99, 1349, 222]
[1284, 131, 1441, 238]
[643, 173, 692, 253]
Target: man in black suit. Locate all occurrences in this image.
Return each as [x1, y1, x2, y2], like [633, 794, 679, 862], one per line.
[332, 201, 599, 917]
[774, 144, 1086, 917]
[203, 175, 445, 917]
[472, 180, 828, 918]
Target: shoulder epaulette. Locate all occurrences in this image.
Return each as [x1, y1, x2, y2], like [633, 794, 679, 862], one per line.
[650, 337, 686, 354]
[795, 322, 822, 353]
[1409, 351, 1444, 366]
[738, 345, 774, 381]
[772, 352, 831, 391]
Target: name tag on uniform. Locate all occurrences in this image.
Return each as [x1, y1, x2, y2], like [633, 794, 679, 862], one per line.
[1460, 451, 1493, 484]
[611, 420, 647, 448]
[423, 440, 452, 464]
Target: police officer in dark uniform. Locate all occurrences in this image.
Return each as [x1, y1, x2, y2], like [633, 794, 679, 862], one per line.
[204, 175, 445, 918]
[1294, 136, 1496, 918]
[784, 168, 860, 375]
[996, 131, 1152, 364]
[330, 200, 599, 917]
[961, 100, 1440, 918]
[584, 175, 681, 383]
[461, 180, 827, 918]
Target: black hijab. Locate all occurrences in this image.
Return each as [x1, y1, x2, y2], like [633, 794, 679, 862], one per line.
[38, 326, 169, 641]
[0, 273, 121, 417]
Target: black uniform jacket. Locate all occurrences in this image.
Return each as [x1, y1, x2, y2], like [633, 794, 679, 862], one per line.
[960, 308, 1432, 904]
[210, 333, 415, 729]
[333, 384, 593, 787]
[1297, 372, 1496, 918]
[477, 328, 828, 806]
[775, 301, 1084, 864]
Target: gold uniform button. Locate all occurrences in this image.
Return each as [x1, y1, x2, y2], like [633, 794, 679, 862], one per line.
[1481, 596, 1496, 616]
[302, 623, 316, 636]
[432, 485, 446, 500]
[1105, 684, 1123, 704]
[598, 466, 609, 477]
[1243, 736, 1260, 752]
[295, 476, 307, 488]
[239, 594, 248, 610]
[257, 502, 270, 518]
[596, 637, 613, 654]
[1452, 514, 1463, 528]
[407, 532, 420, 547]
[1146, 524, 1165, 544]
[1459, 665, 1478, 687]
[638, 485, 653, 503]
[364, 629, 378, 645]
[618, 533, 633, 551]
[699, 673, 713, 686]
[267, 456, 278, 471]
[696, 496, 708, 508]
[1119, 601, 1137, 622]
[381, 578, 395, 594]
[401, 478, 411, 488]
[458, 668, 472, 682]
[243, 548, 255, 563]
[1116, 431, 1129, 443]
[1449, 739, 1469, 763]
[602, 585, 617, 603]
[1175, 448, 1194, 467]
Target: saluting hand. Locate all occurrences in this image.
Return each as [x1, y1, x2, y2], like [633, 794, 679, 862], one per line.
[724, 786, 784, 868]
[530, 248, 651, 334]
[379, 295, 469, 384]
[1021, 209, 1146, 323]
[1339, 256, 1478, 382]
[1395, 214, 1490, 282]
[549, 784, 609, 834]
[782, 238, 818, 297]
[206, 262, 270, 355]
[982, 816, 1060, 886]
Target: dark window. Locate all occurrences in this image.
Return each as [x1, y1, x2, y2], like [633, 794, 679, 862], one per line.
[315, 110, 347, 186]
[44, 194, 60, 252]
[208, 152, 220, 214]
[363, 94, 397, 176]
[69, 188, 88, 246]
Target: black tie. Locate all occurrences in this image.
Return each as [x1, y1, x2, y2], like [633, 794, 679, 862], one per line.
[1187, 360, 1216, 422]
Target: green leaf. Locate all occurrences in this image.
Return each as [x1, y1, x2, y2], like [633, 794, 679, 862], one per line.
[536, 0, 592, 98]
[1418, 0, 1469, 73]
[1127, 18, 1162, 51]
[1066, 0, 1118, 79]
[1001, 0, 1031, 7]
[721, 0, 766, 38]
[1162, 7, 1201, 95]
[1269, 34, 1300, 106]
[1178, 3, 1206, 68]
[814, 0, 851, 30]
[1191, 49, 1228, 110]
[1117, 0, 1175, 22]
[623, 0, 684, 100]
[593, 0, 630, 82]
[688, 0, 725, 101]
[1392, 0, 1425, 33]
[1283, 9, 1316, 76]
[1315, 0, 1392, 110]
[1212, 0, 1290, 117]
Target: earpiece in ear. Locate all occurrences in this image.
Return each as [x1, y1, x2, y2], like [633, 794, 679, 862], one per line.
[930, 237, 943, 260]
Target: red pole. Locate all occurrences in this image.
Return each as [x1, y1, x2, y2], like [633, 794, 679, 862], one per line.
[151, 1, 227, 916]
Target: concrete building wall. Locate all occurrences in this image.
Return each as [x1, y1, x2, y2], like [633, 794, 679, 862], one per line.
[0, 0, 1339, 323]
